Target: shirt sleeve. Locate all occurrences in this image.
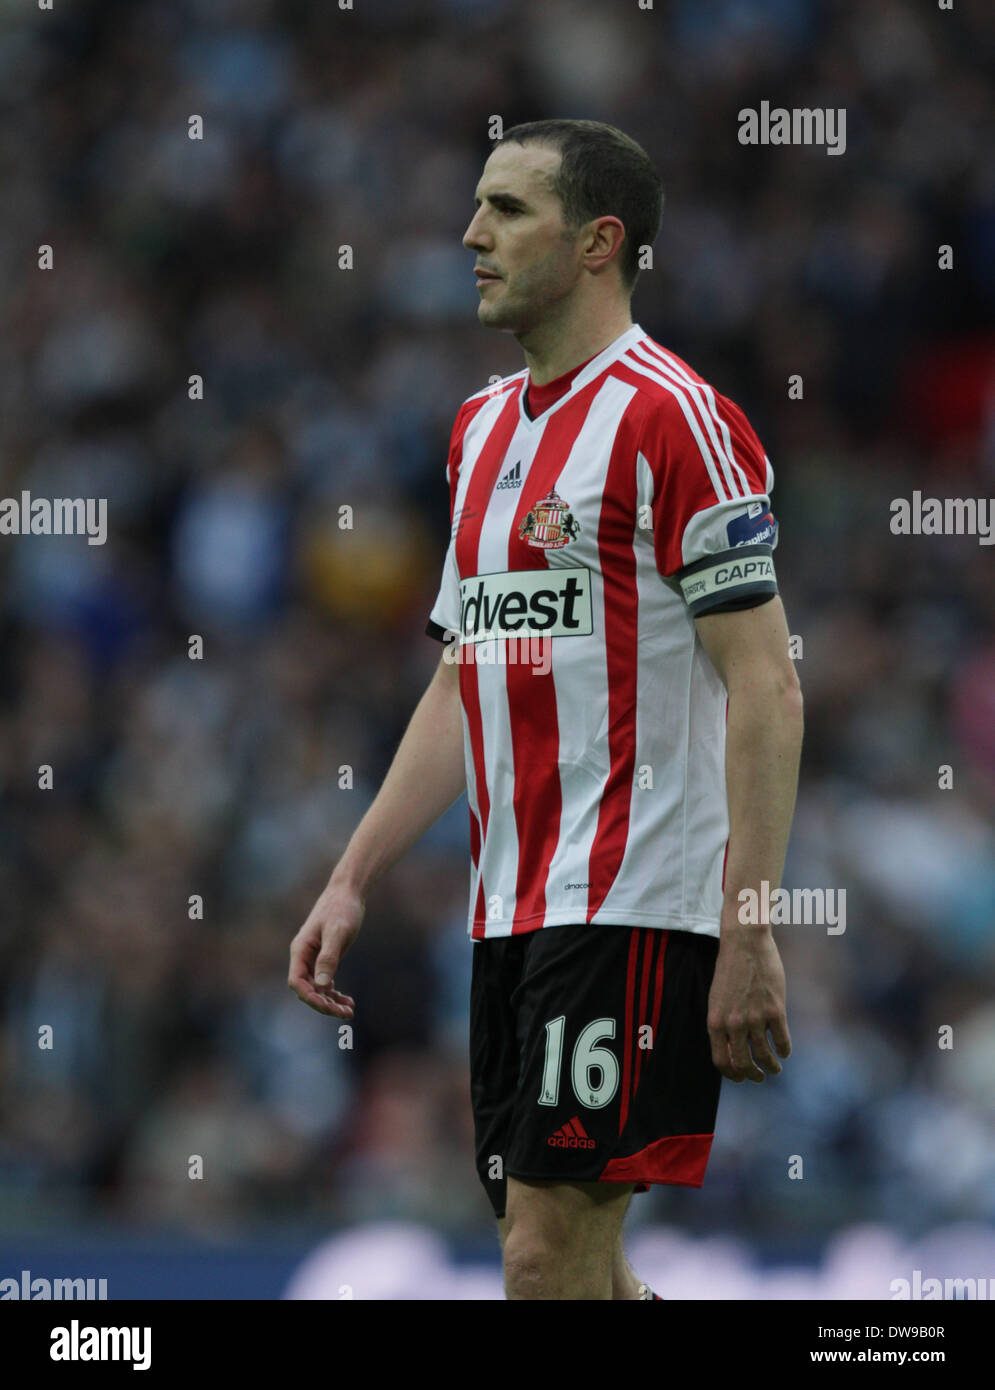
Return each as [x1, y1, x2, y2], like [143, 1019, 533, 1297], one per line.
[637, 386, 780, 618]
[426, 403, 469, 644]
[426, 541, 460, 643]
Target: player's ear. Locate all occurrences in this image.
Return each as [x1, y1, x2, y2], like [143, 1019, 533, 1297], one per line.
[586, 216, 625, 275]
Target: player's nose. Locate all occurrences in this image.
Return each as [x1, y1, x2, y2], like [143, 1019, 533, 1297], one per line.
[463, 213, 491, 250]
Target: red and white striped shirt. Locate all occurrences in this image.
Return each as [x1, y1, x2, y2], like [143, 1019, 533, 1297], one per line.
[427, 323, 779, 940]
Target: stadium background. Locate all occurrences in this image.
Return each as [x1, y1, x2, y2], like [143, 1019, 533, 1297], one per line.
[1, 0, 994, 1298]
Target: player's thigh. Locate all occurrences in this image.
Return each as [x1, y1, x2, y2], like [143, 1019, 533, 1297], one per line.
[497, 1188, 631, 1248]
[497, 1196, 633, 1266]
[504, 1175, 635, 1252]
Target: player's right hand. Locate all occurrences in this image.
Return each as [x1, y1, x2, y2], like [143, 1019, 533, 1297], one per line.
[288, 880, 364, 1019]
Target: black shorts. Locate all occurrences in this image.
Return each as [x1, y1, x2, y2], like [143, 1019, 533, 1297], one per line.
[470, 922, 721, 1220]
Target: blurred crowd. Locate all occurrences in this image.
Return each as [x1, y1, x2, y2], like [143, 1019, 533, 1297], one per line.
[1, 0, 994, 1250]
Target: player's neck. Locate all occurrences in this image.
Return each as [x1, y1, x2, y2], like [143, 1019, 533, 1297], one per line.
[519, 304, 633, 385]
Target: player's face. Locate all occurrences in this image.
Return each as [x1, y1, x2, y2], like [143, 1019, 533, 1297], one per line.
[463, 143, 583, 335]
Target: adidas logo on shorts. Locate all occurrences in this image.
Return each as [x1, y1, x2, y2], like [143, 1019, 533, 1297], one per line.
[547, 1116, 596, 1149]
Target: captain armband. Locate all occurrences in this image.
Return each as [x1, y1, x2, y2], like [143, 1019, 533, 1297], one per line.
[676, 543, 778, 618]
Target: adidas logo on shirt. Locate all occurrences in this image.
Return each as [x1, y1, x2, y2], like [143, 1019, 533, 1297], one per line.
[547, 1116, 596, 1149]
[495, 461, 522, 490]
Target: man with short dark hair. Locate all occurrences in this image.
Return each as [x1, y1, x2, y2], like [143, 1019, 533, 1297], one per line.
[290, 118, 803, 1300]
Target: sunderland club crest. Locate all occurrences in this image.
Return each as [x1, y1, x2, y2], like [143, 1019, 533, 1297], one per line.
[518, 488, 581, 550]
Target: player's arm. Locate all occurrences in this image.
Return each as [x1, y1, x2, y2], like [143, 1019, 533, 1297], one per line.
[288, 650, 464, 1018]
[693, 595, 803, 1083]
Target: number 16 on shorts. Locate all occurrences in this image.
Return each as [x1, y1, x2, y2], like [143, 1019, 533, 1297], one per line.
[538, 1016, 620, 1109]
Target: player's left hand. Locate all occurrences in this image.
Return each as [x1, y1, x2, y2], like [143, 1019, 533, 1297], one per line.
[288, 878, 363, 1019]
[706, 927, 791, 1083]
